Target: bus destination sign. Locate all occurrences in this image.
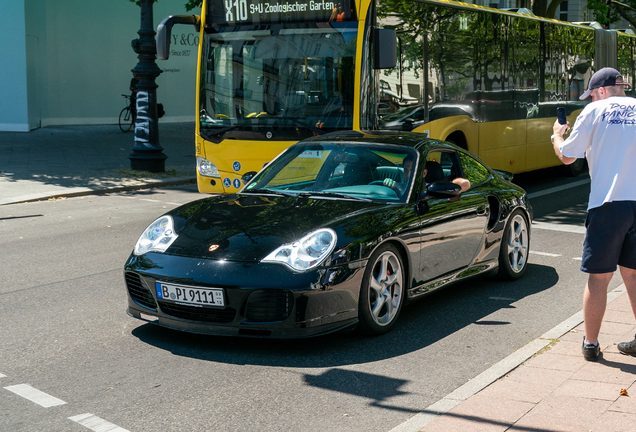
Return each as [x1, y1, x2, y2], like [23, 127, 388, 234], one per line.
[207, 0, 353, 25]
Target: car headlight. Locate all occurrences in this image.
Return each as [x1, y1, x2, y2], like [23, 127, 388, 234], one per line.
[197, 156, 220, 178]
[261, 228, 337, 272]
[133, 215, 178, 256]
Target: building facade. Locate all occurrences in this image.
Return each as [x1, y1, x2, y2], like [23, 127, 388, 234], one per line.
[0, 0, 199, 132]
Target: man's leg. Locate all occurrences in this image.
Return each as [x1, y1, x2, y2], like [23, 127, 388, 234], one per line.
[620, 266, 636, 319]
[583, 272, 613, 344]
[617, 266, 636, 355]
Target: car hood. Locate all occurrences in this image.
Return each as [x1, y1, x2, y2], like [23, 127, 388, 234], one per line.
[166, 194, 385, 262]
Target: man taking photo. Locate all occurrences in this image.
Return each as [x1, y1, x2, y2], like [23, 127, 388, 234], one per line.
[551, 67, 636, 361]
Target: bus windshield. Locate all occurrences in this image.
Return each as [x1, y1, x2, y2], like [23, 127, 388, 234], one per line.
[200, 22, 358, 143]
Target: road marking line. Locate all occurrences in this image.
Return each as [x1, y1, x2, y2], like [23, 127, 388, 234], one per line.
[4, 384, 66, 407]
[0, 373, 6, 378]
[532, 221, 586, 234]
[139, 199, 162, 203]
[389, 284, 627, 432]
[69, 413, 130, 432]
[530, 251, 562, 257]
[527, 178, 590, 199]
[573, 257, 583, 261]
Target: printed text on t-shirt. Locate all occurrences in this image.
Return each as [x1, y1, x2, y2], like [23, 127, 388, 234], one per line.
[602, 103, 636, 124]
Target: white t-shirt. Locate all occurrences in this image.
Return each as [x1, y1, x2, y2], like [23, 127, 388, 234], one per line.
[560, 96, 636, 210]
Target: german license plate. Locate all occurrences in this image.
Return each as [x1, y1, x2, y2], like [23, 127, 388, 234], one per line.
[155, 282, 225, 307]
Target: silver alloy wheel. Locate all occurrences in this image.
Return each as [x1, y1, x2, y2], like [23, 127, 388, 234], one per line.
[506, 213, 529, 273]
[368, 250, 403, 326]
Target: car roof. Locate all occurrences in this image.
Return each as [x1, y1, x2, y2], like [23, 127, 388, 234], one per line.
[300, 131, 457, 153]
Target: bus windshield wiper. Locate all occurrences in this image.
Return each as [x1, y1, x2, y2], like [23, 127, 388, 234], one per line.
[200, 123, 245, 143]
[278, 117, 325, 135]
[297, 191, 372, 202]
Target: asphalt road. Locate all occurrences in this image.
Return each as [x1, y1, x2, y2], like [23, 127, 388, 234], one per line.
[0, 172, 626, 432]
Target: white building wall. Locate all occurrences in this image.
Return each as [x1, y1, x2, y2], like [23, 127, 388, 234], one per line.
[0, 0, 200, 131]
[0, 1, 30, 132]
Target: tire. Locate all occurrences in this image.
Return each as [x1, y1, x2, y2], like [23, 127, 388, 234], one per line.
[357, 244, 405, 335]
[119, 106, 133, 132]
[561, 157, 586, 177]
[497, 209, 530, 280]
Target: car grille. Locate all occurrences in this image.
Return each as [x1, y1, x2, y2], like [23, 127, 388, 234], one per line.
[125, 272, 157, 310]
[244, 289, 294, 322]
[158, 301, 236, 323]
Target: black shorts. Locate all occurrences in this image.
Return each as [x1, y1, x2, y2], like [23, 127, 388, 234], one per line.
[581, 201, 636, 273]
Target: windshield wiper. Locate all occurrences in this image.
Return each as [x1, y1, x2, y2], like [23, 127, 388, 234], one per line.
[277, 117, 325, 135]
[241, 188, 298, 197]
[199, 123, 246, 143]
[297, 191, 372, 202]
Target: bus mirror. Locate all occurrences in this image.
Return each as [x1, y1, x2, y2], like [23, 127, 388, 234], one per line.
[374, 29, 396, 69]
[156, 15, 201, 60]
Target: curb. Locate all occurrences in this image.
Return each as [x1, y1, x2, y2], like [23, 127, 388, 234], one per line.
[0, 177, 197, 206]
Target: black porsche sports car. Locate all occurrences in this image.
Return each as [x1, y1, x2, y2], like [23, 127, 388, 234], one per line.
[124, 131, 532, 338]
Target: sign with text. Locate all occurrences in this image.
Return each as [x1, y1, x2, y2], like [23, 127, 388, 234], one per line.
[207, 0, 354, 25]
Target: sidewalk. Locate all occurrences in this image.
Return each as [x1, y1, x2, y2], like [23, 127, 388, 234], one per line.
[397, 284, 636, 432]
[0, 122, 197, 206]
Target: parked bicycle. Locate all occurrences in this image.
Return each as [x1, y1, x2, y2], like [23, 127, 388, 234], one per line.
[119, 94, 134, 132]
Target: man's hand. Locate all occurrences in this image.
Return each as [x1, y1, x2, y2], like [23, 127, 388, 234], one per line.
[383, 178, 397, 189]
[553, 118, 569, 136]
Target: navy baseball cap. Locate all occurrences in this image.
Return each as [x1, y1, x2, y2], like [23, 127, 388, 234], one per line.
[580, 67, 631, 100]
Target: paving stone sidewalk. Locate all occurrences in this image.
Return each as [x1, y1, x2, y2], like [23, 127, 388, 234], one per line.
[419, 287, 636, 432]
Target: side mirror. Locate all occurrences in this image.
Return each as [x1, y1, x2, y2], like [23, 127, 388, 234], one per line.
[401, 118, 415, 131]
[156, 15, 201, 60]
[241, 171, 258, 186]
[419, 181, 462, 200]
[374, 29, 396, 69]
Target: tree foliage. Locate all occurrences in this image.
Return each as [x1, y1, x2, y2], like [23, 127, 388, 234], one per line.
[588, 0, 636, 28]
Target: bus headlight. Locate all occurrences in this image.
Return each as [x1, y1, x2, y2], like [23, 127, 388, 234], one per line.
[197, 156, 220, 178]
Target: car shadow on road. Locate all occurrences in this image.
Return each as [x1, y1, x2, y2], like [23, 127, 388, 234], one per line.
[131, 263, 559, 368]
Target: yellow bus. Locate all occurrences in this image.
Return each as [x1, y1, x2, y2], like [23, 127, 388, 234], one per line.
[157, 0, 636, 193]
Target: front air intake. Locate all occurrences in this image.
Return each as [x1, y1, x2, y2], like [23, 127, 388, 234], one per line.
[244, 289, 294, 322]
[125, 272, 157, 310]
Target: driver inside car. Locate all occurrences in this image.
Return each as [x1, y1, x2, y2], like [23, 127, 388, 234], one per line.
[382, 154, 415, 196]
[384, 157, 470, 198]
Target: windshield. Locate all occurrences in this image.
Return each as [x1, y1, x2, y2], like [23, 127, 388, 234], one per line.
[242, 143, 418, 202]
[200, 23, 358, 143]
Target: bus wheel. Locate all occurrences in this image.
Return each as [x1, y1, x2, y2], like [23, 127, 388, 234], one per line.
[561, 158, 586, 177]
[445, 133, 467, 150]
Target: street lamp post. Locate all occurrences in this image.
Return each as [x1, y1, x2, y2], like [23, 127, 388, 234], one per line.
[129, 0, 167, 173]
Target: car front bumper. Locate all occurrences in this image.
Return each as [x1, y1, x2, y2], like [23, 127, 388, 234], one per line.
[124, 253, 365, 338]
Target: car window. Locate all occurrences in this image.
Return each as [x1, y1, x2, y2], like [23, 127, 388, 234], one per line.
[412, 109, 425, 121]
[425, 150, 462, 183]
[458, 152, 491, 186]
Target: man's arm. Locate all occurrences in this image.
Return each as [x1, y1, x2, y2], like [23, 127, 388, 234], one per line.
[452, 177, 470, 192]
[552, 119, 578, 165]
